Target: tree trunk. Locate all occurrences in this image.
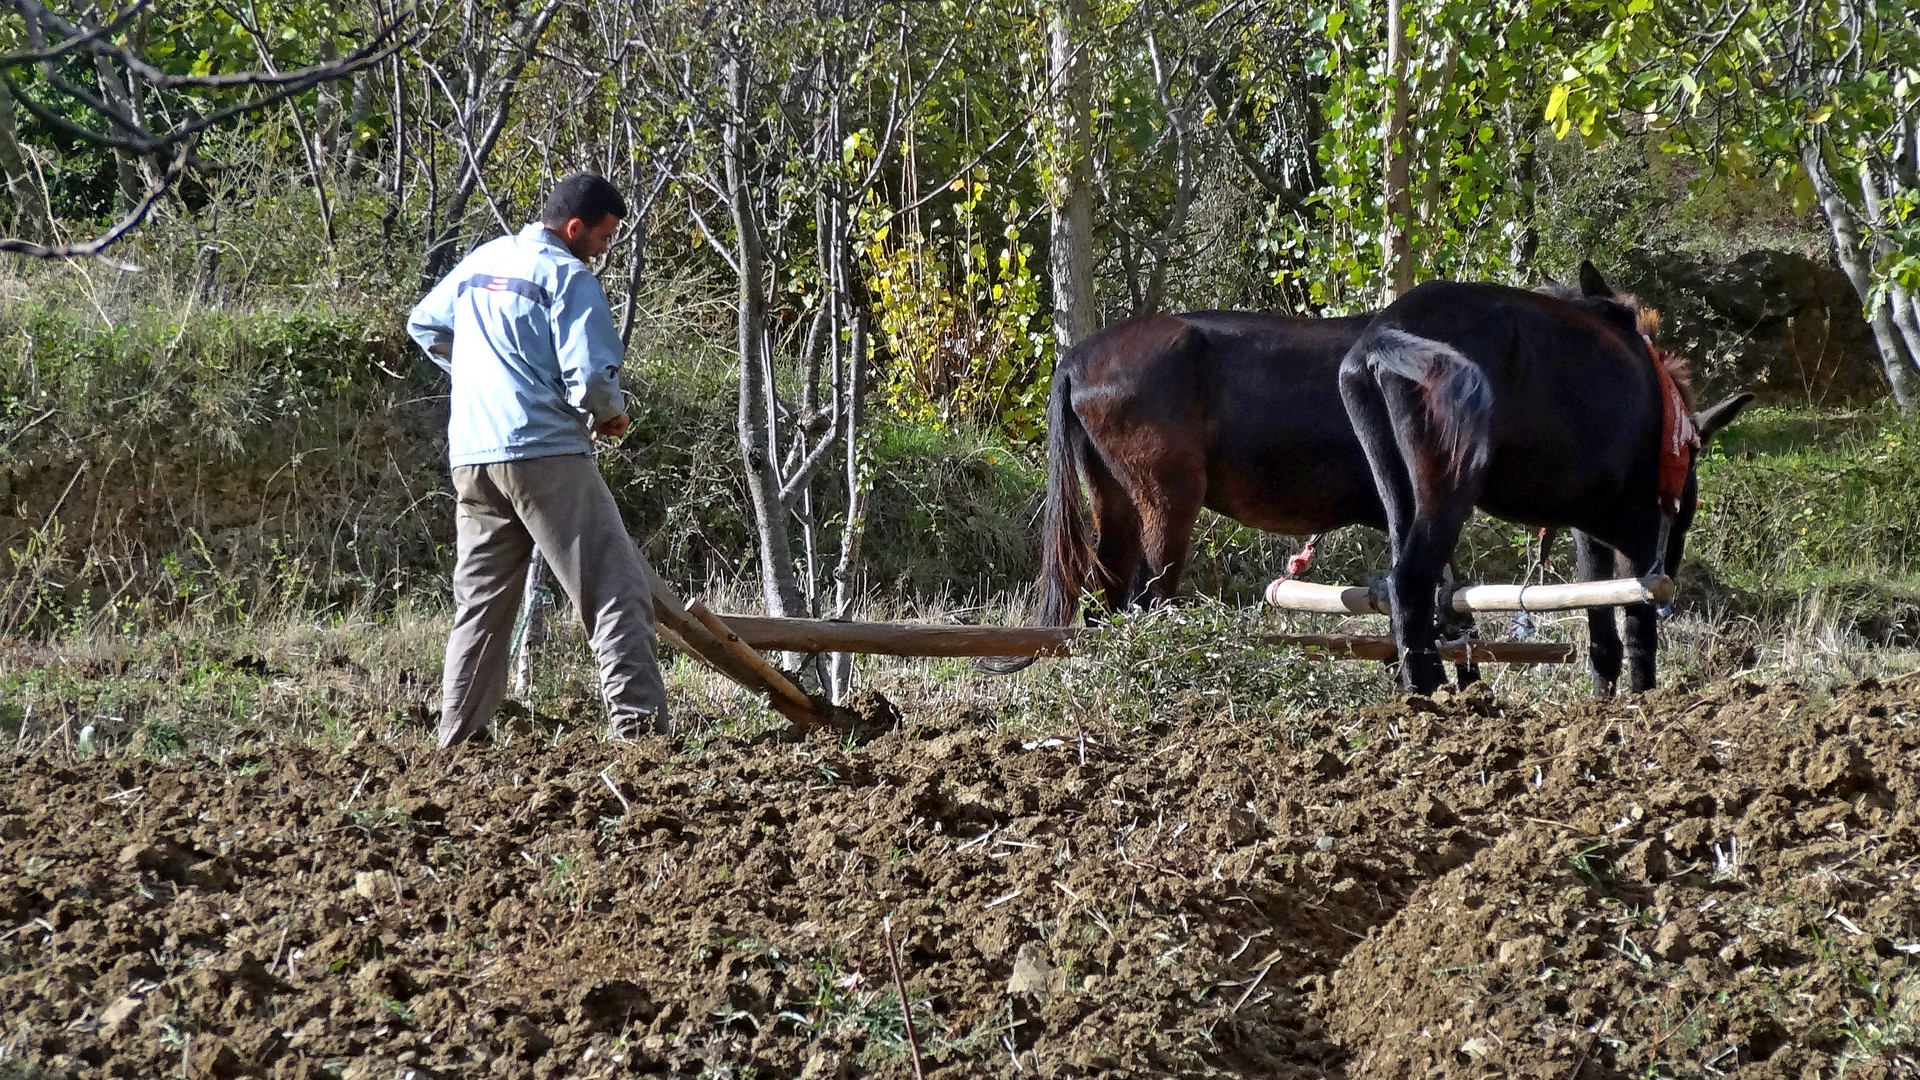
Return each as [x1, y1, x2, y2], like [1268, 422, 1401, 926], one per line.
[1506, 98, 1539, 273]
[1860, 158, 1920, 378]
[240, 26, 337, 259]
[1380, 0, 1414, 303]
[1046, 0, 1097, 349]
[723, 53, 808, 619]
[1416, 32, 1458, 229]
[827, 200, 870, 703]
[1140, 26, 1197, 315]
[1802, 139, 1916, 411]
[89, 53, 147, 210]
[511, 548, 550, 699]
[0, 80, 49, 240]
[339, 72, 375, 181]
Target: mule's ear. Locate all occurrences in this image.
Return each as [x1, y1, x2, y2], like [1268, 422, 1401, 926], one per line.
[1694, 391, 1756, 443]
[1578, 259, 1612, 298]
[1541, 274, 1565, 290]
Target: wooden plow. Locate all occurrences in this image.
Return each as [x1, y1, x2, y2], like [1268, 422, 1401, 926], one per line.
[640, 567, 1677, 723]
[643, 565, 1086, 730]
[1261, 574, 1679, 665]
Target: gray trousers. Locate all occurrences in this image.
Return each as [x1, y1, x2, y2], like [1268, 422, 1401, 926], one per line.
[439, 453, 669, 746]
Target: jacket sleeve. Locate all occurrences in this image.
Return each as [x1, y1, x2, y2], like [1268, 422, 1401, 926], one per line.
[550, 265, 626, 423]
[406, 266, 462, 374]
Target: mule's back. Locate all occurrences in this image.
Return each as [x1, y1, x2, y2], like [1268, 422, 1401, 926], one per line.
[1359, 281, 1666, 535]
[1064, 310, 1385, 536]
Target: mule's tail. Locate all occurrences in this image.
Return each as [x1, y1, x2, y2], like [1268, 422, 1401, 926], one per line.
[1361, 327, 1495, 486]
[978, 359, 1091, 675]
[1036, 359, 1094, 627]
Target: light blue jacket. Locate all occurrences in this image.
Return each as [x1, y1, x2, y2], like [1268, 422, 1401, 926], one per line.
[407, 224, 626, 466]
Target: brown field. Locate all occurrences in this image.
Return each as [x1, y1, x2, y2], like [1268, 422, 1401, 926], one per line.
[4, 673, 1919, 1078]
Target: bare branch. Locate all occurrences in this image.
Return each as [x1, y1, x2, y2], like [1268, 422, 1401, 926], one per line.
[0, 143, 187, 264]
[12, 0, 412, 92]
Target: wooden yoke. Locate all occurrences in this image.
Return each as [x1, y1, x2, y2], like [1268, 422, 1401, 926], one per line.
[1265, 574, 1675, 615]
[642, 564, 829, 732]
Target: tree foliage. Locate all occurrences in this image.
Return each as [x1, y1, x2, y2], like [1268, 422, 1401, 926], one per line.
[5, 0, 1917, 626]
[1549, 0, 1920, 406]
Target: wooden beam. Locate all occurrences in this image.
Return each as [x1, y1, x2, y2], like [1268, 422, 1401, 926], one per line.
[717, 615, 1083, 658]
[1265, 575, 1675, 615]
[716, 613, 1576, 664]
[1267, 633, 1575, 664]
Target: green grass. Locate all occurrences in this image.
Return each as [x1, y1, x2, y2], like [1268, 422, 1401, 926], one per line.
[0, 610, 446, 757]
[1690, 404, 1920, 641]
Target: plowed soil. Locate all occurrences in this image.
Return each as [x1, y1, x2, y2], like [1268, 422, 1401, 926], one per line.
[4, 678, 1919, 1078]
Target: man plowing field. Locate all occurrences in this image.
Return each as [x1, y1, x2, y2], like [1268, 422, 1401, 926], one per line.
[407, 172, 669, 746]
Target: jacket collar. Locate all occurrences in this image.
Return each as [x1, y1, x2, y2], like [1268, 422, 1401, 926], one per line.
[518, 223, 578, 262]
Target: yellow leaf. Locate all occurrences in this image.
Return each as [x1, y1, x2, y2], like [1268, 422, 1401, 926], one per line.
[1545, 82, 1571, 124]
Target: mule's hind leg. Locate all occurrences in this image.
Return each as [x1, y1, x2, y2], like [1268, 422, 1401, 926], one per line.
[1363, 380, 1478, 694]
[1388, 500, 1478, 694]
[1338, 359, 1432, 689]
[1133, 459, 1206, 609]
[1085, 457, 1146, 624]
[1574, 530, 1624, 696]
[1344, 353, 1443, 687]
[1338, 361, 1417, 555]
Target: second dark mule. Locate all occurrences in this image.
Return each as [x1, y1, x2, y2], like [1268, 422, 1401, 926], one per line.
[1338, 262, 1752, 695]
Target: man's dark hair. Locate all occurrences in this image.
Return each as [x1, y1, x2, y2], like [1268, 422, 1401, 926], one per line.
[540, 172, 627, 229]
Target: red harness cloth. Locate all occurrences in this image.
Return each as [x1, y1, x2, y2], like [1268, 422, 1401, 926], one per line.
[1648, 345, 1697, 518]
[1285, 536, 1318, 578]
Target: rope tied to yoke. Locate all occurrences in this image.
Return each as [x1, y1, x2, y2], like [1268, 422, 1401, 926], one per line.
[1513, 527, 1556, 641]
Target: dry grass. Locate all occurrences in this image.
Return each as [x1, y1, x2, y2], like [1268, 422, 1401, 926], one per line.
[10, 572, 1914, 767]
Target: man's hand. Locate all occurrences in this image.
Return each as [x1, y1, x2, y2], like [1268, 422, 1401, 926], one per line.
[593, 414, 631, 441]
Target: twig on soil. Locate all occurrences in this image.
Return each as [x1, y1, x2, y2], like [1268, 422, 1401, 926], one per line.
[1003, 1033, 1026, 1073]
[880, 917, 927, 1080]
[599, 769, 632, 817]
[344, 769, 371, 809]
[0, 920, 43, 943]
[1652, 994, 1710, 1047]
[1232, 949, 1283, 1012]
[1228, 930, 1271, 961]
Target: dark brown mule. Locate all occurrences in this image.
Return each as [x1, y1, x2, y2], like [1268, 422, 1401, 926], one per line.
[1338, 262, 1753, 695]
[1005, 310, 1480, 677]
